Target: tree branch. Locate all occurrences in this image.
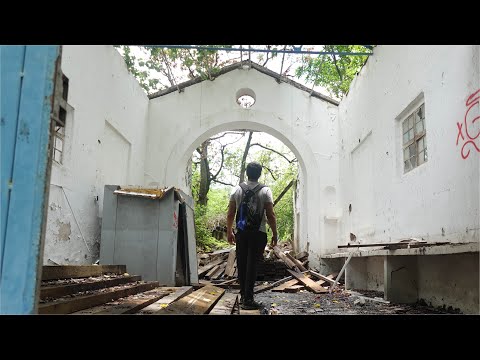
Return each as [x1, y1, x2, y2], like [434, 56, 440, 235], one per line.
[239, 131, 254, 183]
[328, 46, 343, 81]
[209, 131, 245, 141]
[211, 179, 236, 187]
[273, 180, 294, 207]
[262, 164, 278, 181]
[211, 145, 225, 180]
[250, 143, 297, 163]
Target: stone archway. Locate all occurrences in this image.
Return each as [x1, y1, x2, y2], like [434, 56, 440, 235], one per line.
[160, 111, 322, 261]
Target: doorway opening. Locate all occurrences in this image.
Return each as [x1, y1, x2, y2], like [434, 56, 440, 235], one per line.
[188, 130, 300, 253]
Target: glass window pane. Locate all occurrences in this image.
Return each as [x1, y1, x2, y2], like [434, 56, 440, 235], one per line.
[404, 159, 411, 172]
[410, 154, 417, 167]
[54, 149, 62, 163]
[56, 136, 63, 151]
[410, 115, 415, 129]
[420, 104, 425, 119]
[409, 128, 414, 141]
[403, 119, 408, 134]
[409, 143, 416, 157]
[418, 150, 425, 165]
[417, 137, 424, 152]
[416, 119, 424, 134]
[403, 132, 409, 145]
[404, 148, 409, 160]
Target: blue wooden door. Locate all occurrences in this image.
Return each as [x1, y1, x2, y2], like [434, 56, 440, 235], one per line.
[1, 45, 60, 314]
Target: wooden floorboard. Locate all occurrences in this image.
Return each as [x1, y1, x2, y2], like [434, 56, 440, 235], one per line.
[42, 265, 127, 281]
[75, 288, 172, 315]
[137, 286, 194, 314]
[155, 285, 225, 315]
[40, 275, 141, 300]
[209, 293, 238, 315]
[39, 281, 158, 314]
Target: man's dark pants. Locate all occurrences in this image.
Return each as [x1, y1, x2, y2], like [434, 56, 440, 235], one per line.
[235, 230, 267, 302]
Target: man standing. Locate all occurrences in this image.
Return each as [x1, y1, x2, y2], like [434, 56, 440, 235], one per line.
[227, 162, 278, 310]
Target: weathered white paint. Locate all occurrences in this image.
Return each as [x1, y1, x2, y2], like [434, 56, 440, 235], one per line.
[145, 66, 340, 267]
[417, 253, 479, 314]
[337, 45, 480, 248]
[44, 45, 149, 265]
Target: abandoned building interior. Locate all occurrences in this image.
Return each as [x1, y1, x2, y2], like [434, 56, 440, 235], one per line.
[1, 45, 479, 315]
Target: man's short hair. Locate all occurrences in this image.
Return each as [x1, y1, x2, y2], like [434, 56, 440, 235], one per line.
[246, 162, 262, 181]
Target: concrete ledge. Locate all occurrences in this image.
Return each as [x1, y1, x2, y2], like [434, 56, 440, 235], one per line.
[321, 242, 479, 258]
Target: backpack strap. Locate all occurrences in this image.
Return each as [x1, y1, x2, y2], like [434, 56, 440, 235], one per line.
[251, 183, 265, 193]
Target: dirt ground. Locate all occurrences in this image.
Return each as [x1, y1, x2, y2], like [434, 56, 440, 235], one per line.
[227, 284, 454, 315]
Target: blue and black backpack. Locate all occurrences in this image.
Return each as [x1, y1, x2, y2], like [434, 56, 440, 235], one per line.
[236, 183, 266, 232]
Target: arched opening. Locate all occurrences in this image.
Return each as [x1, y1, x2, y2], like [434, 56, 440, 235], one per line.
[187, 130, 300, 253]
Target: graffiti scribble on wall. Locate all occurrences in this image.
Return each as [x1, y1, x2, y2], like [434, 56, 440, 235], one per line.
[456, 89, 480, 159]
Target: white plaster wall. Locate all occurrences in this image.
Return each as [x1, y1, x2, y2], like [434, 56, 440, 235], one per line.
[146, 67, 340, 267]
[338, 45, 480, 247]
[417, 253, 479, 314]
[44, 45, 149, 265]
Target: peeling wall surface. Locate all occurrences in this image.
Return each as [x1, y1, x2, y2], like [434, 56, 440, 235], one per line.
[417, 253, 479, 313]
[44, 45, 149, 265]
[337, 45, 480, 247]
[146, 67, 340, 267]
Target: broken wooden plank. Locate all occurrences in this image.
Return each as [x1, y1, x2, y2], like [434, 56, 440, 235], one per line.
[287, 269, 328, 294]
[42, 265, 127, 281]
[338, 240, 427, 248]
[284, 285, 305, 293]
[218, 278, 237, 286]
[315, 272, 339, 287]
[40, 275, 141, 300]
[295, 251, 309, 260]
[225, 248, 236, 277]
[210, 263, 226, 280]
[204, 265, 220, 279]
[271, 278, 300, 292]
[308, 270, 336, 285]
[253, 270, 310, 294]
[39, 281, 159, 314]
[209, 293, 239, 315]
[155, 286, 225, 315]
[286, 252, 307, 271]
[272, 246, 297, 269]
[198, 258, 226, 277]
[74, 287, 172, 314]
[137, 286, 194, 314]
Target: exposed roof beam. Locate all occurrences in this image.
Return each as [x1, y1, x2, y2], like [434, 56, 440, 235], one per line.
[143, 45, 373, 57]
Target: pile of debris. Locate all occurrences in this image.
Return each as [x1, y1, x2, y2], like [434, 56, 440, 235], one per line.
[197, 242, 341, 295]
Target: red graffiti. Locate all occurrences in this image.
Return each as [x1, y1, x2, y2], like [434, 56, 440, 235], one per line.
[173, 211, 178, 229]
[457, 89, 480, 159]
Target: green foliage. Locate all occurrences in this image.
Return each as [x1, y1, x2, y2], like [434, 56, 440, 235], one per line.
[268, 163, 297, 242]
[194, 199, 229, 252]
[296, 45, 369, 99]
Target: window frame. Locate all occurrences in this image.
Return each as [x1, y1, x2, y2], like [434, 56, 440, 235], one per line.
[402, 102, 427, 173]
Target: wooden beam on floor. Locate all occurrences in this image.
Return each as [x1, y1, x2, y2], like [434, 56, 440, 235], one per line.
[308, 270, 337, 285]
[76, 288, 173, 314]
[271, 278, 299, 292]
[198, 258, 225, 277]
[225, 249, 236, 278]
[42, 265, 127, 281]
[209, 293, 239, 315]
[272, 246, 297, 270]
[155, 286, 225, 315]
[137, 286, 194, 314]
[39, 282, 159, 314]
[284, 285, 305, 293]
[287, 269, 328, 293]
[40, 275, 141, 300]
[285, 252, 307, 271]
